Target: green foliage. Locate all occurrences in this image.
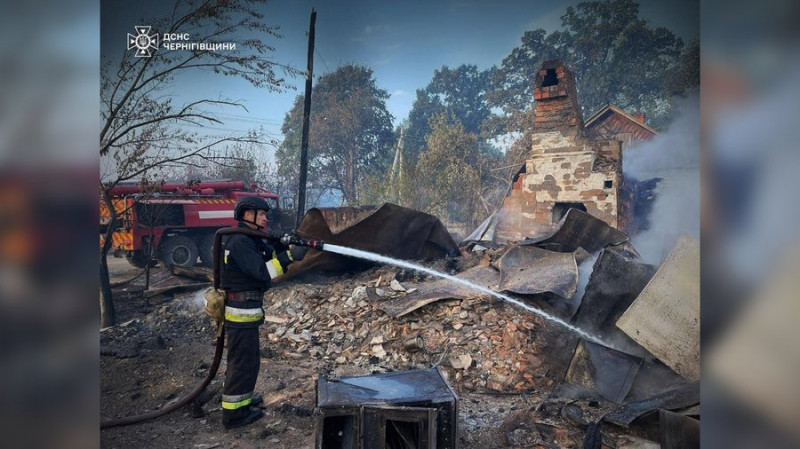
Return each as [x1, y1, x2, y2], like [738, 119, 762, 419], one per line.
[665, 38, 700, 97]
[405, 88, 446, 162]
[413, 114, 499, 226]
[490, 0, 698, 131]
[294, 0, 701, 234]
[361, 114, 507, 231]
[405, 65, 496, 162]
[487, 29, 561, 121]
[276, 64, 396, 206]
[206, 141, 259, 184]
[427, 65, 495, 136]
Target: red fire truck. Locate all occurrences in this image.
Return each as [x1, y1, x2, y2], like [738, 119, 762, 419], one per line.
[100, 180, 294, 268]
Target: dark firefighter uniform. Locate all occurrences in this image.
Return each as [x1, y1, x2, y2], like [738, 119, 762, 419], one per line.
[219, 217, 299, 429]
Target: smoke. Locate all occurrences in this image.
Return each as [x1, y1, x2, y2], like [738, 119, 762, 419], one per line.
[188, 289, 207, 311]
[164, 289, 209, 315]
[623, 96, 701, 265]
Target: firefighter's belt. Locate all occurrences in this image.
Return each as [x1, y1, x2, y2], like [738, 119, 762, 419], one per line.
[226, 291, 264, 301]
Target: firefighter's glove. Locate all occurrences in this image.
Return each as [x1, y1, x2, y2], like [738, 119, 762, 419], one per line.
[289, 244, 308, 262]
[272, 239, 288, 254]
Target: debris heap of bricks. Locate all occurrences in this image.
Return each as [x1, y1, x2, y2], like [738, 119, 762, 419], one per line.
[262, 266, 556, 394]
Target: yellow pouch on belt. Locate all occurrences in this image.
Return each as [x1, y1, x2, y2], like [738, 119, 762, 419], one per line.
[203, 287, 226, 326]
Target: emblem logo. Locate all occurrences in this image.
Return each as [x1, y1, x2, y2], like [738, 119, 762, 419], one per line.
[127, 26, 159, 57]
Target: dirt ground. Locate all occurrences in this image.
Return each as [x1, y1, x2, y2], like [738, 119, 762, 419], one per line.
[100, 256, 646, 449]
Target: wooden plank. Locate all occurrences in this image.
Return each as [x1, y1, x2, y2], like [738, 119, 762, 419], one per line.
[171, 265, 214, 281]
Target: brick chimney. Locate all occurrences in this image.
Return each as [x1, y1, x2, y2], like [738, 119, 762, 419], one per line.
[533, 60, 584, 135]
[495, 60, 623, 243]
[633, 111, 646, 124]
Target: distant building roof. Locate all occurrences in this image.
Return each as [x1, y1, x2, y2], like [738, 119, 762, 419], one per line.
[585, 103, 657, 143]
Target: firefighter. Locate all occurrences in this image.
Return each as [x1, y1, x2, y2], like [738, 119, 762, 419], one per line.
[219, 196, 307, 429]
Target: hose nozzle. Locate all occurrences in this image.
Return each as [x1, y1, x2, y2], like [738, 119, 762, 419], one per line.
[280, 233, 325, 251]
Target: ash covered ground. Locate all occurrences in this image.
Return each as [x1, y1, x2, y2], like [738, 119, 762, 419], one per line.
[101, 254, 665, 449]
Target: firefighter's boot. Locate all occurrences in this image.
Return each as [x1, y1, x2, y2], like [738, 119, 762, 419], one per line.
[223, 406, 264, 430]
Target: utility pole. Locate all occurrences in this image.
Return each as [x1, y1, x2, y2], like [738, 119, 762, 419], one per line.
[390, 128, 405, 183]
[390, 129, 405, 202]
[296, 8, 316, 226]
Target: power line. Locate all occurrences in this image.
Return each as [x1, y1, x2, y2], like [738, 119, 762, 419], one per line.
[211, 112, 284, 125]
[180, 122, 283, 138]
[315, 48, 330, 73]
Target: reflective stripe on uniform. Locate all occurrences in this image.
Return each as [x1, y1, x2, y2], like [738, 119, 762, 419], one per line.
[224, 305, 264, 323]
[222, 392, 253, 410]
[266, 258, 283, 279]
[224, 249, 230, 265]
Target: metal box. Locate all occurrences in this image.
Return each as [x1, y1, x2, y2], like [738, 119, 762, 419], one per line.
[316, 368, 459, 449]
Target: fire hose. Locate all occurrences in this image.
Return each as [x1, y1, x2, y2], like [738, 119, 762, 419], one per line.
[100, 228, 323, 429]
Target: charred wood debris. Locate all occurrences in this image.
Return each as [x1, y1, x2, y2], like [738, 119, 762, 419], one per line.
[102, 214, 699, 448]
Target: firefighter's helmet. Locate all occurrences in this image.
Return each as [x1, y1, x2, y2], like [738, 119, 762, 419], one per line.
[234, 196, 271, 221]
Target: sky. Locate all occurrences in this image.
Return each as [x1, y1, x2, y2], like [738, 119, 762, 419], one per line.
[101, 0, 699, 149]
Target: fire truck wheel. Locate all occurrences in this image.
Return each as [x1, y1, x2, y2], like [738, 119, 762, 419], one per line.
[198, 233, 215, 267]
[159, 236, 199, 268]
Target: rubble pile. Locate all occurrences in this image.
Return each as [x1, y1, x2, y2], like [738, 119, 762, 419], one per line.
[259, 209, 701, 447]
[102, 207, 700, 448]
[100, 293, 210, 359]
[262, 262, 562, 394]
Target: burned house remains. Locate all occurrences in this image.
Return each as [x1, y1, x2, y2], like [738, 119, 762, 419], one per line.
[494, 60, 658, 242]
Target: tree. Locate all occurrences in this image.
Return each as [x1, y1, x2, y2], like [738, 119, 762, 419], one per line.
[276, 64, 395, 206]
[428, 65, 495, 136]
[204, 137, 261, 184]
[558, 0, 686, 125]
[359, 127, 420, 210]
[100, 0, 294, 327]
[665, 38, 700, 98]
[405, 64, 495, 161]
[363, 65, 505, 228]
[490, 0, 695, 132]
[405, 89, 446, 162]
[487, 29, 561, 131]
[414, 114, 501, 228]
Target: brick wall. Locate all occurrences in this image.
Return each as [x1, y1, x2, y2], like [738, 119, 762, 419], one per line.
[495, 60, 622, 242]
